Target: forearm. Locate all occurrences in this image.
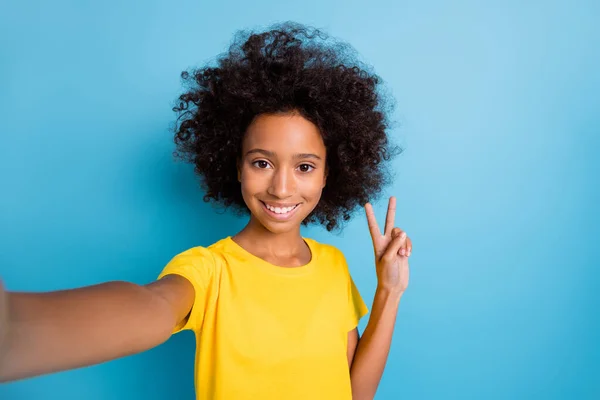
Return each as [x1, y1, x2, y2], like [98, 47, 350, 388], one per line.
[350, 287, 402, 400]
[0, 281, 174, 382]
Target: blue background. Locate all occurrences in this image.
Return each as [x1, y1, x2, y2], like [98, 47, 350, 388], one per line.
[1, 0, 599, 399]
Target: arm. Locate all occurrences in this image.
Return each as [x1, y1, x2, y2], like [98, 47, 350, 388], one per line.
[347, 327, 360, 367]
[0, 275, 194, 382]
[351, 197, 412, 399]
[349, 288, 401, 400]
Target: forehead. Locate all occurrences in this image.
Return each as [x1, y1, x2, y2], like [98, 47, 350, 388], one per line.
[242, 113, 326, 155]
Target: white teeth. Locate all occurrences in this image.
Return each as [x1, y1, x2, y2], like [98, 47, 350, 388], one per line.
[265, 203, 298, 214]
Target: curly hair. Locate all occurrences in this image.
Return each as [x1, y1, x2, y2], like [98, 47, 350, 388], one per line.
[172, 21, 401, 231]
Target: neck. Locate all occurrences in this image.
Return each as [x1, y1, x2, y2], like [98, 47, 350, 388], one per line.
[233, 216, 306, 257]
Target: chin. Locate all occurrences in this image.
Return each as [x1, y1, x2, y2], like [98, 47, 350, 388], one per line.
[263, 222, 298, 234]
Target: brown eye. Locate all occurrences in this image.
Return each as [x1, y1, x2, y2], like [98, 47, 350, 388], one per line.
[298, 164, 314, 173]
[252, 160, 271, 169]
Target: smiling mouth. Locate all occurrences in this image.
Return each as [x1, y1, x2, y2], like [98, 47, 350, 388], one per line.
[260, 201, 301, 219]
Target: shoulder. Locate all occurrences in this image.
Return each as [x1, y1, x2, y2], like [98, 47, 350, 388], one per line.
[169, 237, 231, 260]
[166, 245, 216, 267]
[161, 237, 234, 276]
[304, 237, 349, 268]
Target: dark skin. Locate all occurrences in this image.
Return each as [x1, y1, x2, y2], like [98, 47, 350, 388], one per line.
[232, 112, 328, 267]
[232, 111, 412, 266]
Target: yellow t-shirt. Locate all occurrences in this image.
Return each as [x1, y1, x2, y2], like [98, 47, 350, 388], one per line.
[157, 236, 369, 400]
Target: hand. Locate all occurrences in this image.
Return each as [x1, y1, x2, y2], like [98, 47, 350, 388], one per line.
[365, 196, 412, 296]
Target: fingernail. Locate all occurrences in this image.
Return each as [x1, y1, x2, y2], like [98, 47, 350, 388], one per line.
[400, 249, 405, 255]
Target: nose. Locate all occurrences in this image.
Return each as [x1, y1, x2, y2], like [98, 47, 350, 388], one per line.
[267, 167, 296, 198]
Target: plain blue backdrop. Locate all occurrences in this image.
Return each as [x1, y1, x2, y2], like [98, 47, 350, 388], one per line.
[1, 0, 598, 399]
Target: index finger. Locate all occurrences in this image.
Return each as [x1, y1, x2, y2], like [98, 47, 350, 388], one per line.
[364, 202, 382, 239]
[384, 196, 396, 236]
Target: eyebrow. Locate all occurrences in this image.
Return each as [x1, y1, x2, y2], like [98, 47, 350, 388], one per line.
[245, 148, 322, 161]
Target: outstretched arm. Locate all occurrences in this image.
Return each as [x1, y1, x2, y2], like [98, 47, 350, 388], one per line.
[0, 275, 194, 382]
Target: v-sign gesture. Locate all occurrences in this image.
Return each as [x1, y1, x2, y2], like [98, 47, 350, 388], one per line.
[365, 196, 412, 296]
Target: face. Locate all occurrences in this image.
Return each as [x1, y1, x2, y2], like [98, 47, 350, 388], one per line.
[237, 112, 327, 234]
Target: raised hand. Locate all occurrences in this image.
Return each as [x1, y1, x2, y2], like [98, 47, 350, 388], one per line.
[365, 196, 411, 295]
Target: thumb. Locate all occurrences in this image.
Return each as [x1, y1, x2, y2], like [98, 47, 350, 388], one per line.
[383, 228, 405, 260]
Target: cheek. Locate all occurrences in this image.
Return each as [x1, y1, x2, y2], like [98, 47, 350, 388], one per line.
[239, 179, 260, 213]
[239, 168, 267, 199]
[299, 176, 326, 199]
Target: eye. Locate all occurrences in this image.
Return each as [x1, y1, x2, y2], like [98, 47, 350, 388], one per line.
[297, 164, 315, 173]
[252, 160, 272, 169]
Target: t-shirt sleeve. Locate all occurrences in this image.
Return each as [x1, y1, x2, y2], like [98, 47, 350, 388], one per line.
[157, 246, 216, 334]
[335, 249, 369, 331]
[347, 273, 369, 331]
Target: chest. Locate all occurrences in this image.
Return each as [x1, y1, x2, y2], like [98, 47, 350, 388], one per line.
[213, 271, 349, 363]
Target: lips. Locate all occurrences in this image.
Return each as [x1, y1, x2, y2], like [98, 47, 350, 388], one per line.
[260, 201, 301, 221]
[264, 202, 299, 213]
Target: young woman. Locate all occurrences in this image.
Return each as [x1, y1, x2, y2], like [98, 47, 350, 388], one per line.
[0, 22, 413, 400]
